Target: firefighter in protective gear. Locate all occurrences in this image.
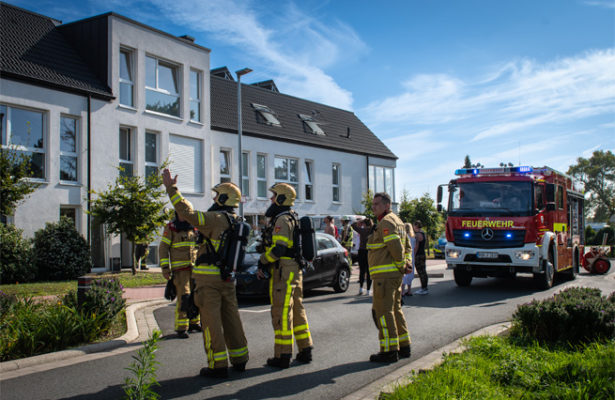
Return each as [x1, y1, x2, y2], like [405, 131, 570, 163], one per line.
[159, 211, 200, 338]
[257, 183, 313, 369]
[162, 169, 249, 379]
[366, 192, 411, 363]
[340, 216, 354, 265]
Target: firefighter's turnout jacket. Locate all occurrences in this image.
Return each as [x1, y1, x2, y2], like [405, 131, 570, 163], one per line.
[167, 185, 249, 369]
[341, 225, 354, 249]
[159, 222, 200, 332]
[260, 212, 313, 357]
[367, 211, 411, 353]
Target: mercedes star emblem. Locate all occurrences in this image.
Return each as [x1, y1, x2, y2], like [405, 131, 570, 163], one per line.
[481, 228, 494, 240]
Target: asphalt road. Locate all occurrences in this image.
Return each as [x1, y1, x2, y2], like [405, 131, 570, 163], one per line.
[2, 262, 613, 400]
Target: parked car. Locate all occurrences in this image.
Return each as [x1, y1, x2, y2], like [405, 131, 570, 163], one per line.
[433, 234, 447, 259]
[235, 232, 351, 296]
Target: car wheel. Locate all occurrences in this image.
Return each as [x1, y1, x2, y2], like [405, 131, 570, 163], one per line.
[333, 267, 350, 293]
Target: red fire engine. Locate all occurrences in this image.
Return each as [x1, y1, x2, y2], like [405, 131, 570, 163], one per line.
[437, 166, 585, 289]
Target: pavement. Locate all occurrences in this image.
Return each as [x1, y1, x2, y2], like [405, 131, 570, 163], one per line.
[0, 261, 511, 398]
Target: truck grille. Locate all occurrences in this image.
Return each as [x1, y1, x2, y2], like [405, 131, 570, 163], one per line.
[453, 229, 525, 249]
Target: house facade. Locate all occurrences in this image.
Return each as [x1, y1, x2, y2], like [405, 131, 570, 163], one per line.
[1, 2, 397, 271]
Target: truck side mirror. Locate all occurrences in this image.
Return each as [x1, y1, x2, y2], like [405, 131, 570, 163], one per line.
[437, 186, 443, 203]
[437, 204, 443, 212]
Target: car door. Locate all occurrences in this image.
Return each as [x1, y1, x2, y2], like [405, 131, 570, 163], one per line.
[316, 235, 338, 284]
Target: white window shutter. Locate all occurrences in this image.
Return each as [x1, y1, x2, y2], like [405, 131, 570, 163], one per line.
[168, 135, 202, 193]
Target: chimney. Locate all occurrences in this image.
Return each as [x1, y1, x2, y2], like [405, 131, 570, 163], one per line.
[179, 34, 195, 43]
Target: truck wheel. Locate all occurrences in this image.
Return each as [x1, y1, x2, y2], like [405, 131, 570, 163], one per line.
[454, 269, 472, 287]
[592, 258, 611, 274]
[535, 252, 555, 290]
[333, 267, 350, 293]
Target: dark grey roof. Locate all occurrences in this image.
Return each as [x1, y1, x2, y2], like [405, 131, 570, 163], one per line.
[0, 2, 113, 99]
[211, 75, 397, 160]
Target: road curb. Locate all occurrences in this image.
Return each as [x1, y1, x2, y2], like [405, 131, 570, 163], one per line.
[0, 299, 168, 375]
[340, 321, 512, 400]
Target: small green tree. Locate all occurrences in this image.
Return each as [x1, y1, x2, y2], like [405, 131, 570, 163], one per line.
[398, 191, 443, 240]
[0, 147, 39, 221]
[123, 330, 162, 400]
[568, 150, 615, 223]
[355, 189, 375, 221]
[90, 169, 167, 275]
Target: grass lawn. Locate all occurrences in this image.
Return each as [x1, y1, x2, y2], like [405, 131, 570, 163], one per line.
[0, 271, 166, 297]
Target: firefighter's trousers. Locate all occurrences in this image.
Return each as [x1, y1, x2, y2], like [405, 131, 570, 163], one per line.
[194, 274, 249, 369]
[371, 276, 411, 352]
[173, 269, 199, 332]
[269, 262, 313, 357]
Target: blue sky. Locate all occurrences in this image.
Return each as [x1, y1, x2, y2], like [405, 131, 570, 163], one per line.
[11, 0, 615, 201]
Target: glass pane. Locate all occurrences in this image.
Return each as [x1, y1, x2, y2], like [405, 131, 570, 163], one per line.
[25, 151, 44, 178]
[220, 151, 230, 175]
[146, 90, 179, 117]
[220, 177, 231, 183]
[120, 51, 131, 81]
[158, 63, 178, 93]
[60, 155, 78, 181]
[332, 164, 339, 185]
[305, 184, 312, 200]
[385, 168, 393, 196]
[376, 166, 384, 192]
[274, 157, 288, 180]
[190, 70, 199, 99]
[119, 128, 130, 160]
[146, 56, 156, 87]
[190, 101, 200, 121]
[145, 165, 158, 178]
[1, 105, 6, 145]
[145, 133, 156, 163]
[304, 161, 312, 183]
[242, 177, 250, 197]
[60, 117, 76, 152]
[120, 82, 133, 107]
[60, 207, 76, 225]
[120, 162, 133, 177]
[257, 155, 266, 178]
[333, 186, 340, 202]
[10, 108, 43, 148]
[369, 165, 375, 191]
[257, 181, 267, 198]
[242, 152, 249, 176]
[289, 159, 298, 183]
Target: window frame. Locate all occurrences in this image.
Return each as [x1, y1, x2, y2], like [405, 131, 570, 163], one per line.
[274, 156, 299, 198]
[119, 47, 135, 107]
[0, 104, 46, 180]
[119, 126, 133, 177]
[189, 69, 201, 122]
[304, 160, 314, 201]
[256, 153, 268, 199]
[220, 149, 231, 183]
[332, 163, 341, 202]
[59, 115, 79, 183]
[145, 55, 181, 117]
[299, 114, 326, 136]
[252, 103, 281, 126]
[241, 151, 250, 198]
[144, 131, 159, 179]
[60, 205, 79, 229]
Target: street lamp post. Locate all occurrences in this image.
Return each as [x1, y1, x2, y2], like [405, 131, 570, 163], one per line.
[236, 67, 252, 217]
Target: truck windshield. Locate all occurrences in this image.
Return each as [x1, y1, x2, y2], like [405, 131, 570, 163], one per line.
[448, 181, 533, 216]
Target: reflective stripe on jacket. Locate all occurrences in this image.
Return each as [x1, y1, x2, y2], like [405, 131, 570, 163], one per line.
[158, 224, 198, 272]
[367, 212, 407, 278]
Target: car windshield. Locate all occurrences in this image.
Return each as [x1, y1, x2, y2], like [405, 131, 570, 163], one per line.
[448, 181, 533, 217]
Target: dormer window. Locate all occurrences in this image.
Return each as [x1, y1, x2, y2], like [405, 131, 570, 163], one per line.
[252, 103, 281, 126]
[299, 114, 326, 136]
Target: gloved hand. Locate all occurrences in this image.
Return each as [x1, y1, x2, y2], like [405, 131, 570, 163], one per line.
[257, 260, 270, 279]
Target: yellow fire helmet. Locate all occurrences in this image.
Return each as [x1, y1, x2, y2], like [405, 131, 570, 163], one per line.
[270, 182, 296, 206]
[212, 182, 241, 207]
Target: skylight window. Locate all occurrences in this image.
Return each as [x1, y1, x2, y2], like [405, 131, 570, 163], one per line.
[299, 114, 326, 136]
[252, 103, 281, 126]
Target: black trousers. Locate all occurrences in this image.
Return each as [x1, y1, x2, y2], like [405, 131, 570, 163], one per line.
[358, 249, 371, 290]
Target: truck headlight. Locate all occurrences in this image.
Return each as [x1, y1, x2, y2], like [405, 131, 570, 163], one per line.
[514, 250, 534, 261]
[447, 249, 461, 259]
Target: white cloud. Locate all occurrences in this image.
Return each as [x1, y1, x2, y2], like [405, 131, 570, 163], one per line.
[583, 1, 615, 9]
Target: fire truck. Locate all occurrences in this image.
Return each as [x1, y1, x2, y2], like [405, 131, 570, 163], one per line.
[436, 166, 585, 290]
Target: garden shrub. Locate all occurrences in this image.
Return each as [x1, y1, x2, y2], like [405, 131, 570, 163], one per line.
[511, 287, 615, 345]
[0, 223, 35, 283]
[31, 217, 92, 281]
[63, 277, 126, 323]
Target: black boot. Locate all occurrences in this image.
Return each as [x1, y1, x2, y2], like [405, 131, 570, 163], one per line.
[200, 367, 228, 379]
[398, 345, 411, 358]
[369, 350, 399, 363]
[232, 362, 247, 372]
[189, 324, 202, 332]
[266, 354, 291, 369]
[176, 330, 189, 339]
[296, 346, 313, 363]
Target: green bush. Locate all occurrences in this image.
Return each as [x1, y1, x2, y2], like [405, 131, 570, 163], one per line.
[63, 277, 126, 323]
[592, 227, 614, 245]
[0, 223, 35, 283]
[31, 217, 92, 281]
[511, 287, 615, 346]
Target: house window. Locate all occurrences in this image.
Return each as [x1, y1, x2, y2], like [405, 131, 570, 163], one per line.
[274, 156, 298, 196]
[119, 127, 133, 177]
[60, 116, 78, 182]
[145, 132, 158, 179]
[168, 134, 202, 193]
[252, 103, 281, 126]
[60, 206, 77, 228]
[220, 150, 231, 183]
[190, 70, 201, 122]
[304, 160, 313, 201]
[299, 114, 325, 136]
[369, 165, 394, 197]
[145, 56, 180, 117]
[257, 154, 267, 198]
[242, 152, 250, 197]
[332, 163, 340, 202]
[0, 105, 45, 179]
[119, 49, 134, 107]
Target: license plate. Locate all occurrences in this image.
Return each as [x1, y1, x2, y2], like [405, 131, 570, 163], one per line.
[477, 252, 498, 259]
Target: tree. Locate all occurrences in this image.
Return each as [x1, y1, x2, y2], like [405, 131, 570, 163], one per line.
[89, 169, 168, 274]
[398, 191, 443, 241]
[355, 189, 375, 221]
[0, 147, 39, 221]
[567, 150, 615, 223]
[462, 155, 484, 169]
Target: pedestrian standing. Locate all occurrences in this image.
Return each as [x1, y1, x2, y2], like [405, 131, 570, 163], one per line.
[340, 216, 354, 266]
[257, 183, 313, 369]
[367, 192, 411, 363]
[413, 221, 430, 295]
[352, 217, 373, 295]
[401, 222, 415, 298]
[162, 168, 249, 379]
